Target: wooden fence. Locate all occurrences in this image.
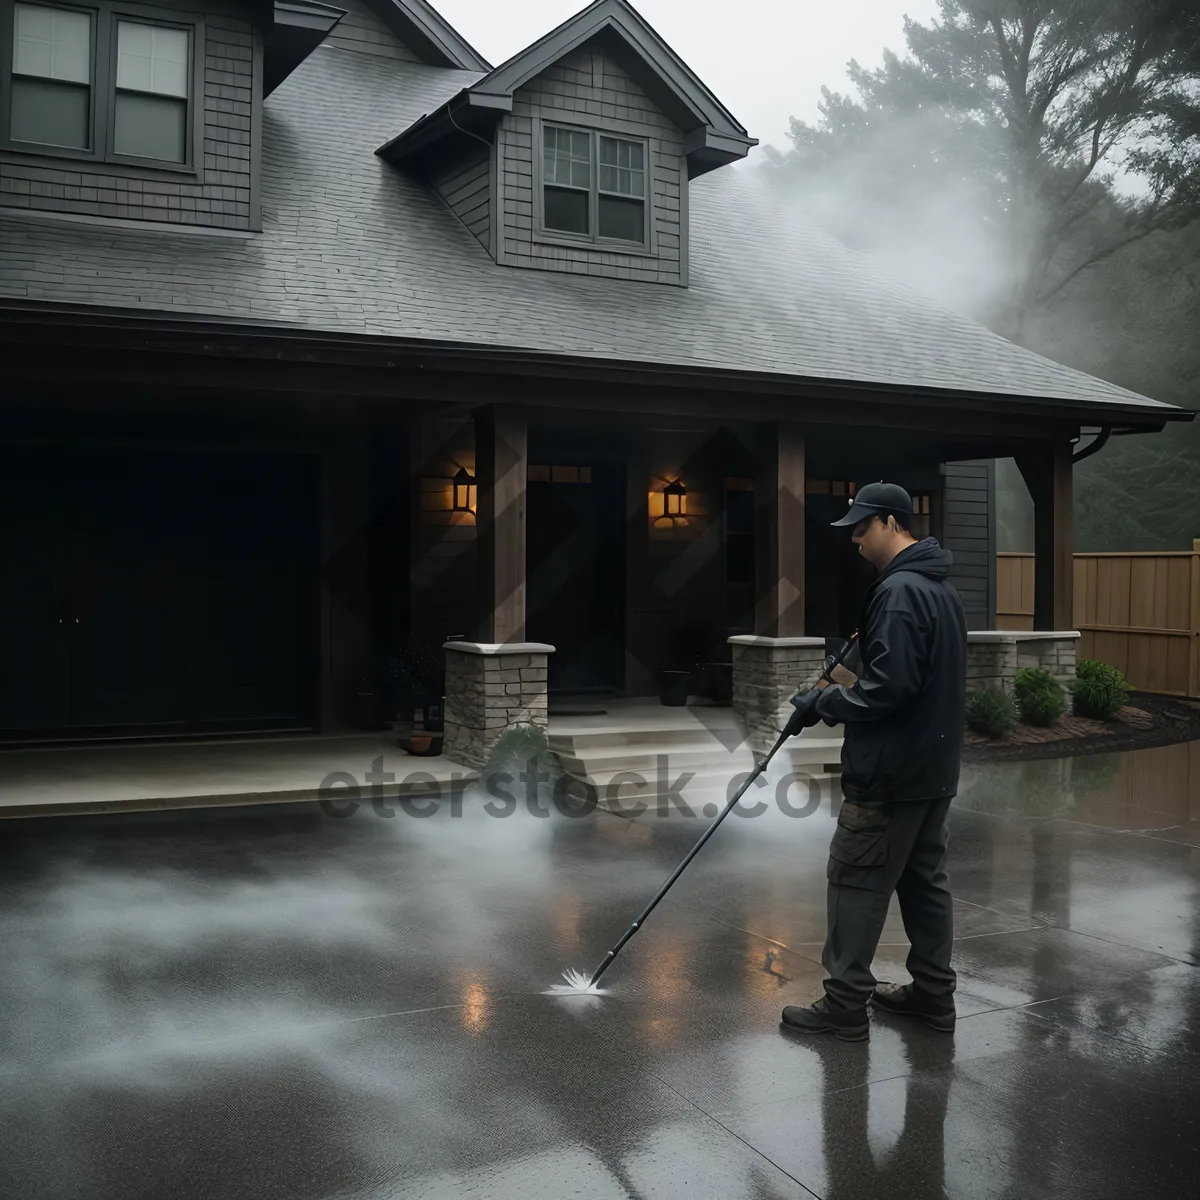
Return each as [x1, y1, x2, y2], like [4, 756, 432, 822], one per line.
[997, 540, 1200, 698]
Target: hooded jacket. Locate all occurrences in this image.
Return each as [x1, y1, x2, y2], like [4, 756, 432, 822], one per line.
[814, 538, 967, 803]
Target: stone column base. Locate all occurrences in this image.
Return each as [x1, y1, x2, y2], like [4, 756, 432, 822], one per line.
[443, 641, 554, 771]
[729, 635, 829, 756]
[967, 631, 1080, 693]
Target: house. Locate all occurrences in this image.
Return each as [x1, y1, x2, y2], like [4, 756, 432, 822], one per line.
[0, 0, 1192, 764]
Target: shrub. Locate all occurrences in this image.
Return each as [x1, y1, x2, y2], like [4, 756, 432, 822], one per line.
[1013, 667, 1067, 726]
[1070, 659, 1130, 721]
[965, 688, 1018, 737]
[486, 723, 560, 781]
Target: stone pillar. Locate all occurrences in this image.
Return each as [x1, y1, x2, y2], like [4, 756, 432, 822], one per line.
[1014, 632, 1080, 689]
[729, 635, 827, 755]
[965, 634, 1018, 693]
[966, 631, 1079, 693]
[442, 641, 553, 770]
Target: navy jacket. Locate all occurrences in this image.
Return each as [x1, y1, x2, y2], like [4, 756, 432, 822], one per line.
[815, 538, 968, 803]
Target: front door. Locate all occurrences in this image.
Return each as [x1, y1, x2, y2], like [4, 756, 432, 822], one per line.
[525, 463, 625, 693]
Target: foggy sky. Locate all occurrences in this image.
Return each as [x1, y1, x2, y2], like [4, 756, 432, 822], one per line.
[434, 0, 943, 158]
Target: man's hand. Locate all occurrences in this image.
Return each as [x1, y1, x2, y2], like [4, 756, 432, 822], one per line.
[784, 688, 823, 737]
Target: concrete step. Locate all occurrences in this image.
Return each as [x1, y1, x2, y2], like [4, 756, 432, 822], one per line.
[553, 746, 756, 776]
[548, 723, 741, 755]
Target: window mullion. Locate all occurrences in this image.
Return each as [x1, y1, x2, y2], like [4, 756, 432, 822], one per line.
[94, 5, 112, 159]
[589, 131, 597, 244]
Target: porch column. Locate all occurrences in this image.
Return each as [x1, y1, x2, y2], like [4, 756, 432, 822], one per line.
[753, 421, 806, 637]
[474, 404, 527, 643]
[441, 405, 551, 771]
[731, 423, 816, 753]
[1017, 441, 1074, 631]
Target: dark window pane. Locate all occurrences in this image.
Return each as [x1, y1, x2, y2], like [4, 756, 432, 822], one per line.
[726, 491, 755, 535]
[10, 77, 89, 148]
[545, 186, 589, 235]
[726, 535, 754, 584]
[598, 194, 643, 242]
[114, 91, 186, 162]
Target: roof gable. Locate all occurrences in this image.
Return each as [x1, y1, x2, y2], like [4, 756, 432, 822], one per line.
[378, 0, 756, 178]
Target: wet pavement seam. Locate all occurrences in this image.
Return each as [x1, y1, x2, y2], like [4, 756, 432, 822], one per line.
[1048, 921, 1196, 967]
[630, 1061, 826, 1199]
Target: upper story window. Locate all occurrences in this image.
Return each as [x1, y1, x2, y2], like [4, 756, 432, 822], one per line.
[2, 0, 198, 169]
[539, 120, 648, 248]
[11, 3, 91, 149]
[114, 19, 189, 161]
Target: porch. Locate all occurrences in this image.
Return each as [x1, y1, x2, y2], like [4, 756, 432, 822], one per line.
[0, 700, 844, 820]
[0, 326, 1084, 761]
[420, 404, 1079, 767]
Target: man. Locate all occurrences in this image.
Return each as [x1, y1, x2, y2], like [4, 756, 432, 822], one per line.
[780, 482, 967, 1041]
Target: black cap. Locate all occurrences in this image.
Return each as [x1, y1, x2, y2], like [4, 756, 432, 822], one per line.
[831, 481, 914, 527]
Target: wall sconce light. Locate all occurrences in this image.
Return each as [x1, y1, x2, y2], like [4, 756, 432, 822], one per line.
[663, 478, 687, 518]
[452, 467, 475, 512]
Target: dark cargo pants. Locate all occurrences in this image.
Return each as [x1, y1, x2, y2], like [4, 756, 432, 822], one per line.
[822, 795, 956, 1012]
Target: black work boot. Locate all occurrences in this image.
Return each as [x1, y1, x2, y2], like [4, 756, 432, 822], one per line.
[871, 981, 956, 1032]
[780, 998, 869, 1041]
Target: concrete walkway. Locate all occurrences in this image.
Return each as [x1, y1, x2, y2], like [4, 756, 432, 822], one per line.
[0, 745, 1196, 1198]
[0, 733, 478, 819]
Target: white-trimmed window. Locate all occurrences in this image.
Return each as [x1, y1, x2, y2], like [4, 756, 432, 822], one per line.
[540, 121, 648, 247]
[3, 0, 197, 169]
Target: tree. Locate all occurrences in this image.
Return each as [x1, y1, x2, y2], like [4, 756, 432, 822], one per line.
[771, 0, 1200, 339]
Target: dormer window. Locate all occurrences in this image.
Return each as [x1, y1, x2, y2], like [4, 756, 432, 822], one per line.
[539, 121, 648, 248]
[3, 0, 197, 170]
[113, 20, 190, 163]
[10, 3, 92, 150]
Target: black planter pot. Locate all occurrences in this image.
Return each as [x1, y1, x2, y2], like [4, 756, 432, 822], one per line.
[659, 669, 691, 707]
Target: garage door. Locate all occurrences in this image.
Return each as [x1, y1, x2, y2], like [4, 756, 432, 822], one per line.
[0, 448, 318, 737]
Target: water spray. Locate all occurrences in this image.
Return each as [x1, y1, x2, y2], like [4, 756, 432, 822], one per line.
[566, 634, 858, 993]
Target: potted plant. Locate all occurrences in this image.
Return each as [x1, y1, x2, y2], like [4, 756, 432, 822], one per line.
[388, 639, 445, 733]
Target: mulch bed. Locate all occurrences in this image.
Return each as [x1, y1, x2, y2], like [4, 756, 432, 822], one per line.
[963, 693, 1200, 763]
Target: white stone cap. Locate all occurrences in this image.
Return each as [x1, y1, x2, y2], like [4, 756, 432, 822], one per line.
[443, 641, 556, 655]
[967, 631, 1081, 643]
[728, 635, 829, 648]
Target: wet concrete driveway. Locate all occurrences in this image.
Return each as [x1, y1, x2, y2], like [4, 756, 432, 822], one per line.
[1, 744, 1198, 1198]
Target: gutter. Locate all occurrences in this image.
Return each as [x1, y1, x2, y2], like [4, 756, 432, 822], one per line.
[0, 298, 1193, 433]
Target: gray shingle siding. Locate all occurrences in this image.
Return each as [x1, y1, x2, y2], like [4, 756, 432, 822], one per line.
[499, 47, 685, 286]
[0, 12, 255, 231]
[431, 148, 491, 252]
[942, 460, 996, 629]
[323, 0, 420, 63]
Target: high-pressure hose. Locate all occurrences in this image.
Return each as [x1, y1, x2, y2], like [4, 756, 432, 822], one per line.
[585, 633, 859, 989]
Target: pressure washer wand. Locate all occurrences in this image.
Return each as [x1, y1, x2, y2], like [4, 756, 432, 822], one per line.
[585, 634, 858, 990]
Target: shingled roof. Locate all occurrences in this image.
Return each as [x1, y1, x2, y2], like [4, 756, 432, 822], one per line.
[0, 37, 1187, 428]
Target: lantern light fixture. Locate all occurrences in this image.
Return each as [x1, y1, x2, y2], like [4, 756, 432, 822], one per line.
[452, 467, 475, 512]
[663, 478, 687, 517]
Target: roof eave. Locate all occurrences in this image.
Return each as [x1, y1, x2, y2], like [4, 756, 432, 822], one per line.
[375, 91, 508, 165]
[0, 299, 1189, 432]
[683, 128, 758, 178]
[263, 0, 346, 97]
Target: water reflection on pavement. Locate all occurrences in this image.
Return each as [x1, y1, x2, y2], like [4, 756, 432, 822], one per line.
[0, 741, 1197, 1199]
